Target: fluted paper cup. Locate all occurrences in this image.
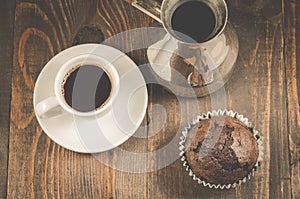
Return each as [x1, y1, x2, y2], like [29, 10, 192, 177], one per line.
[179, 109, 263, 189]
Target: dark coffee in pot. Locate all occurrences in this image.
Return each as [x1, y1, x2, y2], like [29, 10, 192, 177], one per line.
[171, 1, 216, 43]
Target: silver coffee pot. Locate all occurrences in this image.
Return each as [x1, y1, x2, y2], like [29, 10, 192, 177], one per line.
[127, 0, 239, 97]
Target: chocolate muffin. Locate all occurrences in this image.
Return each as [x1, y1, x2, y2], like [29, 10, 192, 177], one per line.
[184, 115, 259, 185]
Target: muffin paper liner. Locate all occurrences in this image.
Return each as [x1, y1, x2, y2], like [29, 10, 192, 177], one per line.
[179, 109, 263, 189]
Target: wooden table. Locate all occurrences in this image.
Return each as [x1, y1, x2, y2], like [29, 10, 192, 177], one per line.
[1, 0, 299, 198]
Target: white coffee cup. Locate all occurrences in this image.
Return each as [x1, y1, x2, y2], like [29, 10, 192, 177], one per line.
[36, 54, 119, 118]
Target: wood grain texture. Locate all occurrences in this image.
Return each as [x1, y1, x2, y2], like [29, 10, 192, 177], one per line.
[283, 0, 300, 198]
[3, 0, 298, 198]
[0, 0, 16, 198]
[93, 0, 151, 198]
[8, 0, 99, 198]
[146, 1, 291, 198]
[8, 0, 151, 198]
[147, 86, 237, 199]
[227, 1, 291, 198]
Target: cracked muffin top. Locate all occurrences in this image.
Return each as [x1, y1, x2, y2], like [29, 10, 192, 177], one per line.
[185, 115, 259, 185]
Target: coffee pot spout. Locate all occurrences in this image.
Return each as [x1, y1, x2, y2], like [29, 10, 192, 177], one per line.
[125, 0, 163, 23]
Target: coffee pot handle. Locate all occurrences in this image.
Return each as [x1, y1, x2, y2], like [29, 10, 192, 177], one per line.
[125, 0, 162, 23]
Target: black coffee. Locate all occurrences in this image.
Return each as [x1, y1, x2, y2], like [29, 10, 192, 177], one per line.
[171, 1, 216, 43]
[62, 64, 112, 112]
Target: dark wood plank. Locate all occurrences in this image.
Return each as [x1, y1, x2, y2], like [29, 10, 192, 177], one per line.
[7, 0, 101, 198]
[146, 0, 291, 198]
[147, 86, 237, 199]
[93, 0, 152, 198]
[8, 0, 152, 198]
[228, 1, 291, 198]
[0, 0, 16, 198]
[283, 1, 300, 198]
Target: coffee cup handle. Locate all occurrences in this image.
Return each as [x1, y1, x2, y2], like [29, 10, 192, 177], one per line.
[36, 96, 65, 118]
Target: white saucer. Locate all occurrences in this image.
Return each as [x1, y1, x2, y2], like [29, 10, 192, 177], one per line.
[33, 44, 148, 153]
